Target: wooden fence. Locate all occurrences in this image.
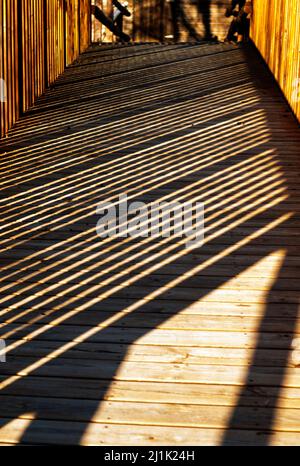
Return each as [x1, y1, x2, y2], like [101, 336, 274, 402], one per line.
[251, 0, 300, 122]
[0, 0, 91, 138]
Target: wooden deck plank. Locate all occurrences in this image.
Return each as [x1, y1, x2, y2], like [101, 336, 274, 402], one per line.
[1, 418, 300, 446]
[2, 375, 300, 408]
[2, 353, 300, 389]
[0, 287, 299, 304]
[1, 342, 298, 368]
[1, 42, 300, 445]
[0, 327, 298, 349]
[1, 300, 298, 318]
[2, 311, 300, 332]
[1, 396, 300, 432]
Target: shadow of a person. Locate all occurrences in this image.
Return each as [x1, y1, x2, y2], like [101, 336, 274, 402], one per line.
[196, 0, 215, 40]
[170, 0, 214, 42]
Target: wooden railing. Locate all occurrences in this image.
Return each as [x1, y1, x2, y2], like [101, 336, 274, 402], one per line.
[251, 0, 300, 122]
[0, 0, 91, 138]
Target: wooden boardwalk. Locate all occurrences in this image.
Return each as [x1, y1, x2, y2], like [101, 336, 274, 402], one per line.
[0, 42, 300, 446]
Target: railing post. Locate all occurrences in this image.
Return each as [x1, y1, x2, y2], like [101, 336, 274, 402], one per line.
[17, 0, 23, 116]
[78, 0, 81, 54]
[63, 0, 67, 67]
[43, 0, 48, 89]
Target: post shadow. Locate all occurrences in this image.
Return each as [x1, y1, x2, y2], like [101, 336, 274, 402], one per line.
[222, 241, 300, 445]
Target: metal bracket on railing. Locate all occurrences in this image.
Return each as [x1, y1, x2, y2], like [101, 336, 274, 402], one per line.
[112, 0, 131, 41]
[0, 79, 7, 103]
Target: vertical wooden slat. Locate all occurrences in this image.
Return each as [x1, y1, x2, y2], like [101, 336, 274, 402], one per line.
[0, 0, 4, 137]
[80, 0, 91, 52]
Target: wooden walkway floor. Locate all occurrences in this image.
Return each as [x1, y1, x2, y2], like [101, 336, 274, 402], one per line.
[0, 43, 300, 446]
